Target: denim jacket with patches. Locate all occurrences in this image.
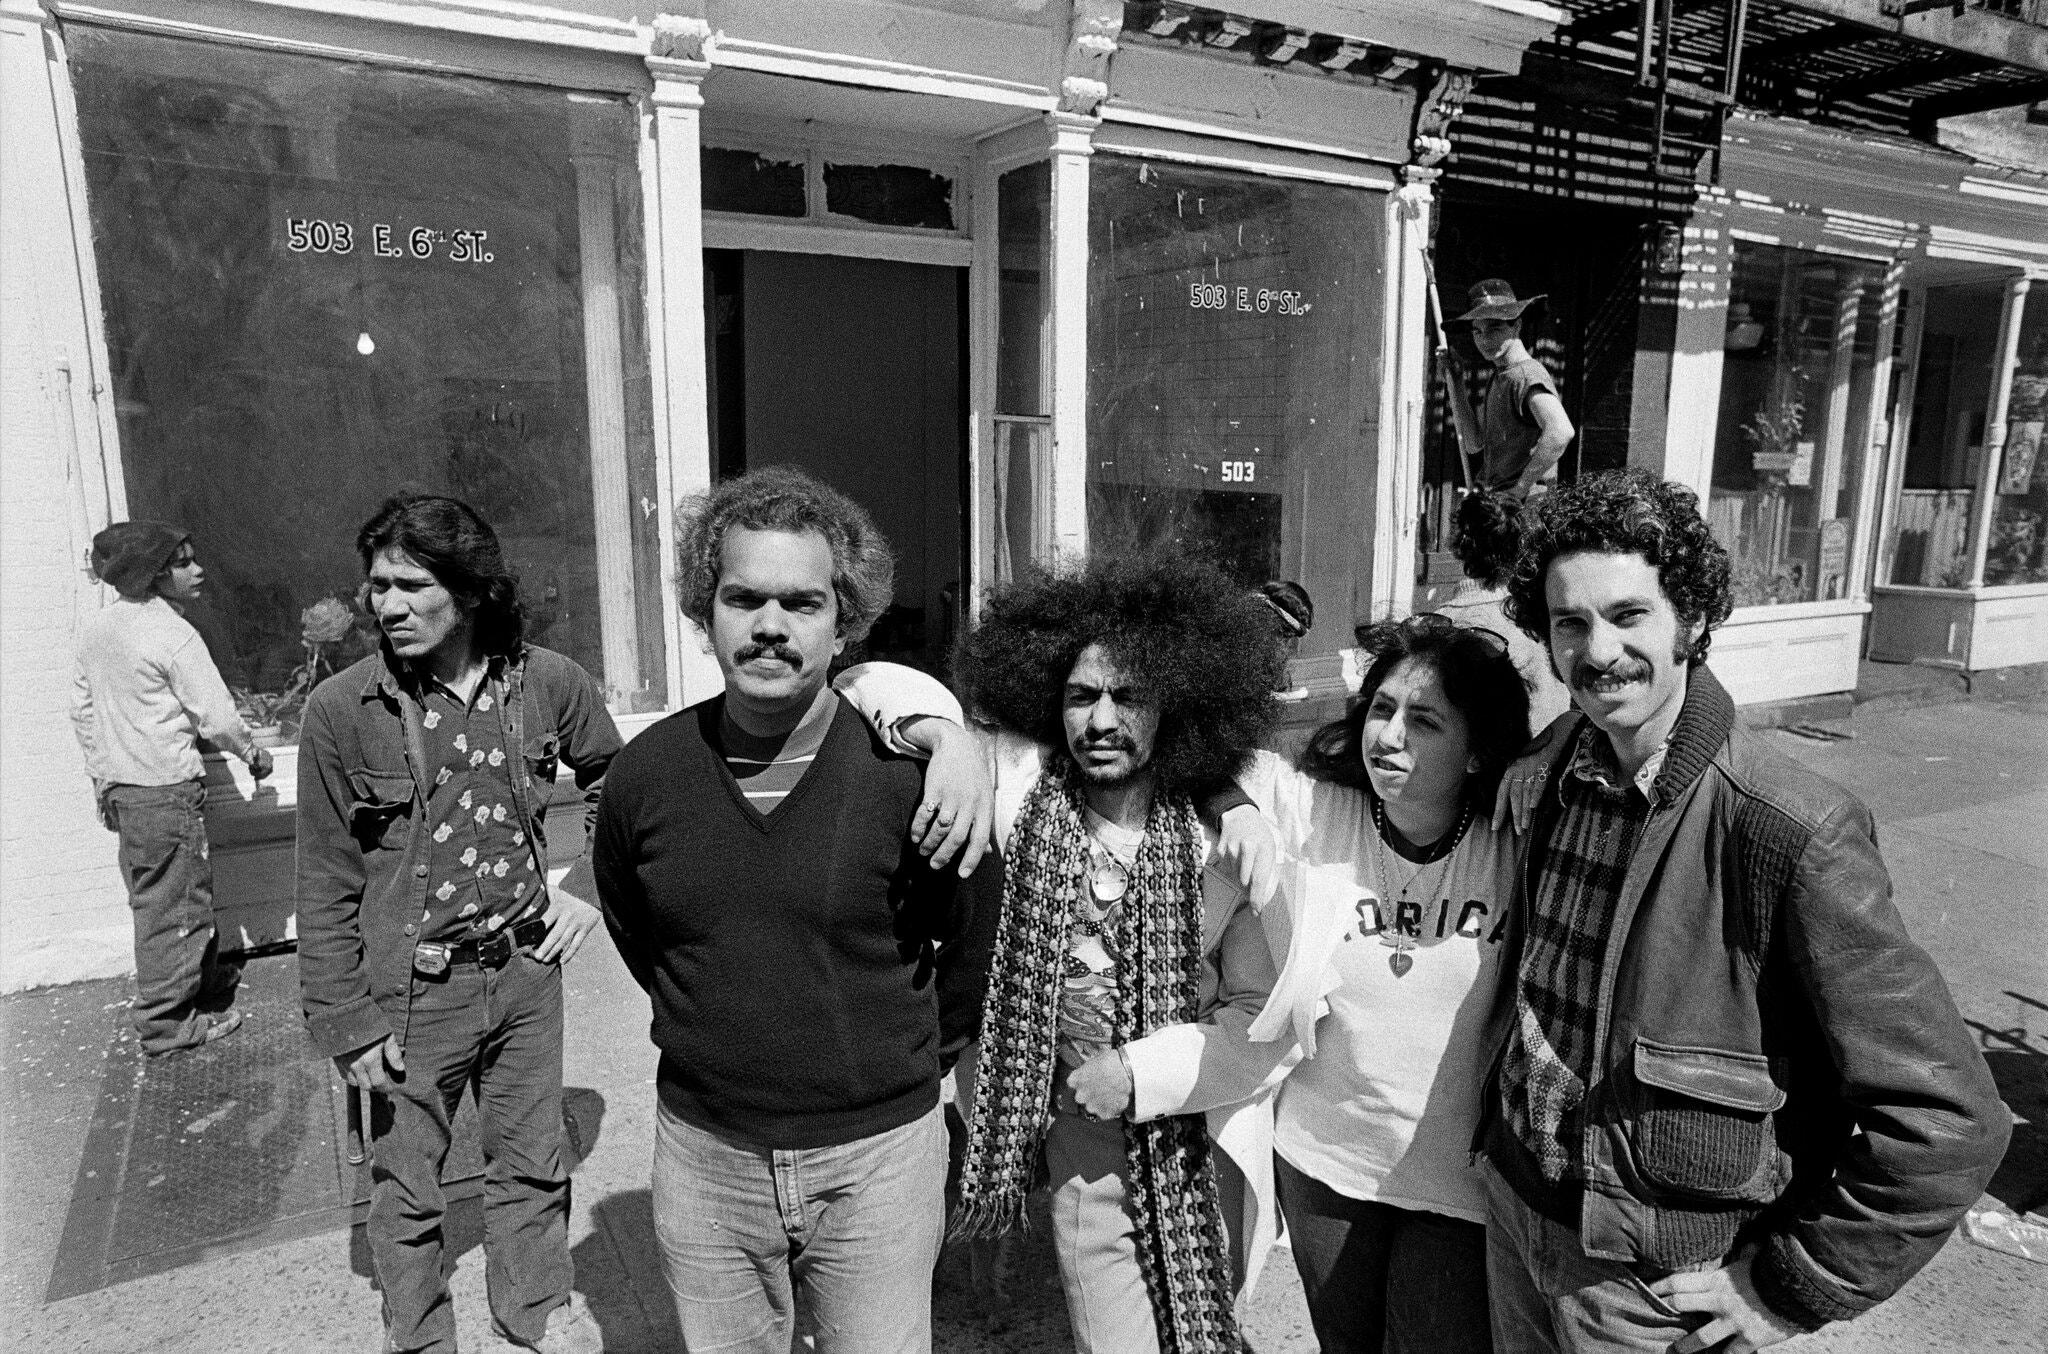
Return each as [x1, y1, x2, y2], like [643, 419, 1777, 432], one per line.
[295, 644, 621, 1059]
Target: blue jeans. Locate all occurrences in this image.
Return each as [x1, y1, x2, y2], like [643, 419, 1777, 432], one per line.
[1482, 1158, 1714, 1354]
[1275, 1153, 1492, 1354]
[652, 1098, 947, 1354]
[103, 780, 238, 1053]
[369, 950, 571, 1354]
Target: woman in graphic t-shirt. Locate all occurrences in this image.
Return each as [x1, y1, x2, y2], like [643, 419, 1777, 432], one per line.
[1235, 614, 1530, 1353]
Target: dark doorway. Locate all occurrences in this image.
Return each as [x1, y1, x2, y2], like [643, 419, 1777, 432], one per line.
[704, 249, 968, 673]
[1420, 193, 1654, 561]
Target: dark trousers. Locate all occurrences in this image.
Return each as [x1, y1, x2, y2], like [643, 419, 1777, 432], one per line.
[1275, 1152, 1493, 1354]
[103, 780, 238, 1053]
[369, 950, 571, 1354]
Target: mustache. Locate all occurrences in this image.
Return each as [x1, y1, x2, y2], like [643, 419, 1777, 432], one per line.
[1079, 733, 1136, 753]
[736, 643, 802, 668]
[1571, 659, 1650, 690]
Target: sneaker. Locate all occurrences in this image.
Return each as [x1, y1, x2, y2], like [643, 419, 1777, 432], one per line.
[198, 1010, 245, 1046]
[496, 1295, 602, 1354]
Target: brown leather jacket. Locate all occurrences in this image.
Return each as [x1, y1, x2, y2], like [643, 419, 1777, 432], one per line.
[1482, 667, 2009, 1332]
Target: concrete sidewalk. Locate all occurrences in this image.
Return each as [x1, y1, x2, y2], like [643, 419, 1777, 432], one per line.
[2, 690, 2042, 1353]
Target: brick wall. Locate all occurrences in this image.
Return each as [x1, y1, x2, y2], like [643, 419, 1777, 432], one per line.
[2, 10, 134, 992]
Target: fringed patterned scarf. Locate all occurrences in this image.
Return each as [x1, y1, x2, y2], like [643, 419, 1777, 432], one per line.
[952, 760, 1240, 1353]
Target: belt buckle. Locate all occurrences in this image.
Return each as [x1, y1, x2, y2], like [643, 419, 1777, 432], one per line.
[412, 942, 451, 977]
[476, 929, 514, 968]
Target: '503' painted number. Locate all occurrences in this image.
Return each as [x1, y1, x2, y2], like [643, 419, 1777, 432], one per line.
[1220, 460, 1257, 483]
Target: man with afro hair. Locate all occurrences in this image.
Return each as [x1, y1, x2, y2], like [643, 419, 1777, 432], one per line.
[1477, 469, 2007, 1353]
[881, 550, 1320, 1354]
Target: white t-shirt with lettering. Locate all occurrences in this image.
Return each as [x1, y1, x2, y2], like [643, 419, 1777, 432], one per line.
[1243, 753, 1513, 1224]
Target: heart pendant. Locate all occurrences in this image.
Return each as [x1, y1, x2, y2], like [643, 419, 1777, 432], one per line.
[1389, 949, 1413, 978]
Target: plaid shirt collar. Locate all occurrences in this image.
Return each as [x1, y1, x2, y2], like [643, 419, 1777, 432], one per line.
[1563, 723, 1669, 806]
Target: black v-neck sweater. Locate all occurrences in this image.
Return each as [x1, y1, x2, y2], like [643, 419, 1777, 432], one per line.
[594, 693, 981, 1149]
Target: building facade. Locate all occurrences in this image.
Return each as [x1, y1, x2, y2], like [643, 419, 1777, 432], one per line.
[0, 0, 1563, 990]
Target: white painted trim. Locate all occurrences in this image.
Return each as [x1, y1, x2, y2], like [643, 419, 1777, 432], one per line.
[1725, 223, 1901, 264]
[634, 89, 684, 712]
[1234, 0, 1564, 74]
[643, 52, 719, 707]
[37, 8, 127, 526]
[45, 0, 653, 90]
[1870, 272, 1926, 593]
[976, 116, 1055, 174]
[1965, 275, 2031, 588]
[1924, 226, 2048, 270]
[1846, 260, 1903, 604]
[1873, 581, 2048, 601]
[1047, 113, 1093, 563]
[967, 139, 1002, 620]
[709, 36, 1054, 111]
[700, 114, 971, 179]
[1376, 176, 1431, 621]
[1098, 103, 1406, 172]
[1090, 121, 1399, 190]
[1720, 599, 1873, 626]
[701, 214, 972, 267]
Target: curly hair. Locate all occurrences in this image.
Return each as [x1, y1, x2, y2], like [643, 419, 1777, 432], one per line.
[357, 495, 525, 656]
[1302, 615, 1530, 805]
[676, 465, 895, 645]
[1502, 468, 1733, 663]
[956, 551, 1281, 797]
[1451, 489, 1524, 589]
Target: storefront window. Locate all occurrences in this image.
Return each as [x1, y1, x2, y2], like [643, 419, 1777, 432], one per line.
[1986, 290, 2048, 586]
[1085, 157, 1383, 652]
[68, 26, 668, 740]
[1886, 279, 2004, 587]
[1709, 243, 1885, 606]
[994, 162, 1051, 582]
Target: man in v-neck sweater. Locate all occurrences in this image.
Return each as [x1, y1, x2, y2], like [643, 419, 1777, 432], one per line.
[594, 467, 991, 1354]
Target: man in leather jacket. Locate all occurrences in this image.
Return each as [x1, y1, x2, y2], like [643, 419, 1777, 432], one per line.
[298, 496, 616, 1354]
[1478, 469, 2008, 1354]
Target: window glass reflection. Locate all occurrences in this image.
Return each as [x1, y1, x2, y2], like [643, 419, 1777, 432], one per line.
[68, 26, 667, 738]
[1710, 243, 1883, 606]
[1986, 291, 2048, 586]
[1085, 156, 1382, 649]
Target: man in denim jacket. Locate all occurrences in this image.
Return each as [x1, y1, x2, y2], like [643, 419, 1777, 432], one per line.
[297, 496, 617, 1354]
[1478, 470, 2008, 1354]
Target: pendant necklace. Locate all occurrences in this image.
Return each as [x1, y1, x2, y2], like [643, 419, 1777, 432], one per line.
[1370, 797, 1473, 978]
[1087, 839, 1131, 904]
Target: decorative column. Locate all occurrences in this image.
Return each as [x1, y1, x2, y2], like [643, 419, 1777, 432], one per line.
[1656, 202, 1733, 496]
[569, 99, 639, 708]
[1380, 168, 1435, 621]
[1046, 111, 1093, 564]
[1848, 257, 1905, 599]
[1813, 268, 1864, 526]
[645, 15, 717, 704]
[1042, 2, 1117, 564]
[1965, 273, 2030, 589]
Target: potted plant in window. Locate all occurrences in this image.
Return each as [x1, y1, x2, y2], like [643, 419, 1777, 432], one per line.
[234, 596, 356, 746]
[1731, 395, 1805, 607]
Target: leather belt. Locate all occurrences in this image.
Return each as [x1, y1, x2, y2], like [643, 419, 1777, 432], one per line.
[447, 916, 549, 969]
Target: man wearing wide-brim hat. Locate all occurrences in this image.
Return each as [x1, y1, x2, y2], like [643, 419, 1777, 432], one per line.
[1439, 278, 1575, 501]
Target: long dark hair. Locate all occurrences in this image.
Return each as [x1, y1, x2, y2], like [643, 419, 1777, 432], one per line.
[956, 550, 1281, 798]
[356, 495, 525, 657]
[1301, 614, 1530, 805]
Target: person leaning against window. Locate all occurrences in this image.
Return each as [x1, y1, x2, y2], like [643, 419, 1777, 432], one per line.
[73, 522, 272, 1056]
